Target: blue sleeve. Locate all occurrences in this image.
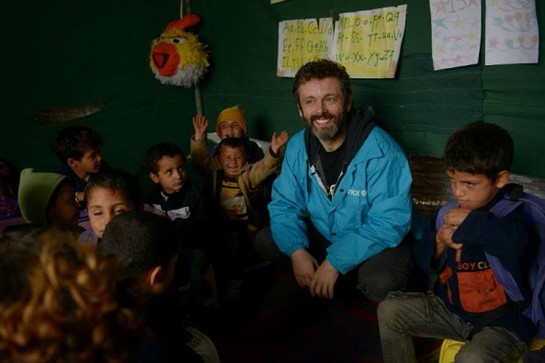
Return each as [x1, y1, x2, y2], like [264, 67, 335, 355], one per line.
[268, 137, 311, 256]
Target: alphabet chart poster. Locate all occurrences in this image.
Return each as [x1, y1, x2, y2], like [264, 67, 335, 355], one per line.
[331, 5, 407, 78]
[429, 0, 481, 71]
[276, 18, 334, 77]
[485, 0, 539, 65]
[276, 5, 407, 78]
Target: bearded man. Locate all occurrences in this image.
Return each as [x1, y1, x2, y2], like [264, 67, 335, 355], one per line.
[255, 59, 414, 301]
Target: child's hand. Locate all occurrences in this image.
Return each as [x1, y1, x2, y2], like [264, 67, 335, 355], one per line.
[271, 130, 289, 155]
[192, 114, 208, 141]
[442, 207, 470, 229]
[434, 224, 463, 259]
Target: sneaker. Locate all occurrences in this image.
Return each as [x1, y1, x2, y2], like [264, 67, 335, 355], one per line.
[225, 279, 243, 301]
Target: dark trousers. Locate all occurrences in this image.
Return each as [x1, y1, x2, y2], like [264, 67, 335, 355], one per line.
[254, 224, 414, 301]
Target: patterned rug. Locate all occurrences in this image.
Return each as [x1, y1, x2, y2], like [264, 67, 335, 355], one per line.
[201, 264, 441, 363]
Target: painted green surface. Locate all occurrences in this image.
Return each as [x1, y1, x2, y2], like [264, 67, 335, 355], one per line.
[1, 0, 544, 178]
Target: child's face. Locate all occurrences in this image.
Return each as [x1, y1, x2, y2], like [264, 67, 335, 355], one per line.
[217, 120, 244, 139]
[149, 155, 186, 194]
[48, 183, 80, 229]
[217, 146, 247, 178]
[447, 170, 507, 210]
[86, 187, 134, 238]
[71, 148, 103, 176]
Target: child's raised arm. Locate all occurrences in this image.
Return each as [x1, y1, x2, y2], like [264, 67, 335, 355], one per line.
[271, 130, 289, 155]
[192, 114, 208, 142]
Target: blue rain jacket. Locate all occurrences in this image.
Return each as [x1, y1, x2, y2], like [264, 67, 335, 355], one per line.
[269, 109, 412, 274]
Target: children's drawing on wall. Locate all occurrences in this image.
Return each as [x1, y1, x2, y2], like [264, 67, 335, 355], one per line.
[429, 0, 481, 71]
[276, 5, 407, 79]
[485, 0, 539, 65]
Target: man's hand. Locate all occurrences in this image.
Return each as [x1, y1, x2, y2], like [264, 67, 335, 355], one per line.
[290, 249, 318, 288]
[309, 259, 339, 299]
[271, 130, 289, 155]
[192, 114, 208, 141]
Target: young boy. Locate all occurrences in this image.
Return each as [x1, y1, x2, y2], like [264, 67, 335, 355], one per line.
[99, 210, 219, 363]
[145, 142, 212, 321]
[52, 125, 111, 205]
[202, 132, 288, 301]
[378, 122, 536, 362]
[191, 105, 263, 165]
[17, 168, 81, 233]
[145, 142, 208, 248]
[80, 169, 142, 245]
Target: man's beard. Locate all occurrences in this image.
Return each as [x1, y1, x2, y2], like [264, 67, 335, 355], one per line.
[308, 108, 348, 141]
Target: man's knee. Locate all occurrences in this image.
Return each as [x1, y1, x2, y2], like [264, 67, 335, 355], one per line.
[357, 269, 408, 301]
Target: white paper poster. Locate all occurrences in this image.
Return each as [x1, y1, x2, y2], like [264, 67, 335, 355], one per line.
[429, 0, 481, 71]
[276, 6, 407, 79]
[485, 0, 539, 65]
[277, 18, 334, 77]
[331, 5, 407, 78]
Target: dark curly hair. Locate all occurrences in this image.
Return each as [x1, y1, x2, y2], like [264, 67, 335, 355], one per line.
[292, 58, 352, 105]
[145, 142, 185, 174]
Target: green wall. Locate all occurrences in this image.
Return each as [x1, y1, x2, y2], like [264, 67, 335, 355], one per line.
[1, 0, 544, 179]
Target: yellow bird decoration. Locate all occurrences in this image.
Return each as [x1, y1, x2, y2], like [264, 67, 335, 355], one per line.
[149, 14, 209, 88]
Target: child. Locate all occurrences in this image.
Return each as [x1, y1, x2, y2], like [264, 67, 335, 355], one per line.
[0, 230, 145, 362]
[52, 125, 111, 205]
[145, 142, 211, 322]
[17, 168, 81, 234]
[145, 142, 209, 248]
[99, 210, 219, 363]
[202, 132, 288, 301]
[378, 122, 536, 362]
[191, 105, 264, 165]
[80, 169, 142, 245]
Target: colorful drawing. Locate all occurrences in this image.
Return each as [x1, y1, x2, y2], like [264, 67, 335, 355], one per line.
[485, 0, 539, 65]
[429, 0, 481, 71]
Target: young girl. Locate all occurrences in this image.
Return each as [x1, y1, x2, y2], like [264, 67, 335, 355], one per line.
[80, 169, 141, 245]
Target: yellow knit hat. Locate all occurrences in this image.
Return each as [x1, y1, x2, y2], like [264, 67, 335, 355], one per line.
[216, 105, 247, 136]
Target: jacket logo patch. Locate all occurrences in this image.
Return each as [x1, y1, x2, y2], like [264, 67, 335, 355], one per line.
[347, 189, 367, 197]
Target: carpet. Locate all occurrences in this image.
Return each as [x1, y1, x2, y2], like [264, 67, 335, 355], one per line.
[200, 264, 441, 363]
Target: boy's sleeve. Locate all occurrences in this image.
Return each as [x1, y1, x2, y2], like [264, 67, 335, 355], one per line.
[453, 208, 532, 258]
[190, 137, 219, 173]
[244, 150, 281, 188]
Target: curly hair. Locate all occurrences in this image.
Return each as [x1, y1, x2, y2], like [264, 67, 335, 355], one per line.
[145, 142, 185, 174]
[0, 230, 145, 363]
[52, 126, 103, 163]
[292, 58, 352, 105]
